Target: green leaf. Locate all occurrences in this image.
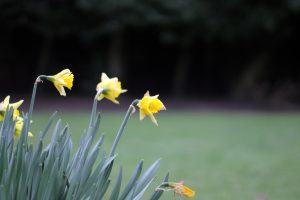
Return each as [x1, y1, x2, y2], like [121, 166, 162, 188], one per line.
[133, 159, 161, 197]
[39, 111, 57, 140]
[148, 173, 169, 200]
[119, 160, 143, 200]
[109, 166, 122, 200]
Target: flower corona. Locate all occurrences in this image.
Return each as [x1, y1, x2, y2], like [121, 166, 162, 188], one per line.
[137, 91, 166, 126]
[46, 69, 74, 96]
[96, 73, 127, 104]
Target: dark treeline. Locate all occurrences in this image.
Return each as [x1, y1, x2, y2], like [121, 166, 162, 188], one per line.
[1, 0, 300, 104]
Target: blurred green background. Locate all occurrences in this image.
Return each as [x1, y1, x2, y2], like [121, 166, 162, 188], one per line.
[29, 110, 300, 200]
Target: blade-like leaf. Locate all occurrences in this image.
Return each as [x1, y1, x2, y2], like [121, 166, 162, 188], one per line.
[109, 167, 122, 200]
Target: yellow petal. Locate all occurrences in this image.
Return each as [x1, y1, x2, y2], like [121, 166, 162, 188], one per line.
[47, 69, 74, 96]
[3, 96, 10, 107]
[169, 182, 195, 198]
[96, 73, 126, 103]
[10, 100, 24, 110]
[149, 114, 158, 126]
[54, 69, 71, 78]
[137, 91, 165, 125]
[101, 73, 110, 81]
[105, 95, 119, 104]
[54, 83, 66, 96]
[139, 110, 146, 120]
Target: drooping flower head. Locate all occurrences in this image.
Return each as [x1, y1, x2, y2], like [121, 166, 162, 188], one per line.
[46, 69, 74, 96]
[156, 181, 195, 198]
[14, 117, 33, 139]
[96, 73, 127, 104]
[169, 181, 195, 198]
[0, 96, 23, 121]
[137, 91, 166, 126]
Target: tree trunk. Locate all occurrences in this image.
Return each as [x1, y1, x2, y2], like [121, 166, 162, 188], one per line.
[172, 36, 191, 97]
[232, 51, 270, 102]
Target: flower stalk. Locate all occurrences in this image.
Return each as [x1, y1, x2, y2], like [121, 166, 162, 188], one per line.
[110, 99, 139, 157]
[28, 75, 46, 121]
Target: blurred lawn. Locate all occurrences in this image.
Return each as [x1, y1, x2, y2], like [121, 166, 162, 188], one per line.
[29, 111, 300, 200]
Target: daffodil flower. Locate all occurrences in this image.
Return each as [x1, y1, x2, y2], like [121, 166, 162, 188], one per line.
[156, 181, 195, 198]
[137, 91, 166, 126]
[0, 96, 23, 121]
[46, 69, 74, 96]
[96, 73, 127, 104]
[14, 117, 33, 139]
[169, 181, 195, 198]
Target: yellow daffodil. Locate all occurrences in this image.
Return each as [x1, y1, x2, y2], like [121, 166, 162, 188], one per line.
[0, 96, 23, 121]
[156, 181, 195, 198]
[46, 69, 74, 96]
[14, 117, 33, 139]
[137, 91, 166, 126]
[96, 73, 127, 104]
[169, 181, 195, 198]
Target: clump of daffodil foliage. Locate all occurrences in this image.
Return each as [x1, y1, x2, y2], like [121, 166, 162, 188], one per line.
[0, 69, 195, 200]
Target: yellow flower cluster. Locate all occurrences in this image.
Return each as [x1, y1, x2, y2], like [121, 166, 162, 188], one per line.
[94, 73, 166, 125]
[1, 69, 167, 139]
[1, 68, 195, 198]
[0, 96, 33, 139]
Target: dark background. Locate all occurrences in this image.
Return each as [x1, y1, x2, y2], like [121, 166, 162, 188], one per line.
[1, 0, 300, 107]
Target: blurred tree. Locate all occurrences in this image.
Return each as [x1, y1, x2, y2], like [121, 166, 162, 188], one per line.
[1, 0, 300, 101]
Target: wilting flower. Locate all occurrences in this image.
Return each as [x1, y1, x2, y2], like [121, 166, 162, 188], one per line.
[96, 73, 127, 104]
[137, 91, 166, 126]
[46, 69, 74, 96]
[14, 117, 33, 139]
[169, 181, 195, 198]
[156, 181, 195, 198]
[0, 96, 23, 121]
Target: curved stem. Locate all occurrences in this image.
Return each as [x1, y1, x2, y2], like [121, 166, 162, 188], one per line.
[109, 99, 139, 157]
[28, 75, 46, 123]
[89, 89, 103, 127]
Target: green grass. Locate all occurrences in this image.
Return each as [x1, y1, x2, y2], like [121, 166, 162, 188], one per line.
[29, 110, 300, 200]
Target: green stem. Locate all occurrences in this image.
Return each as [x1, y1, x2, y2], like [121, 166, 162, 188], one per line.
[89, 89, 103, 127]
[28, 75, 46, 123]
[110, 99, 140, 157]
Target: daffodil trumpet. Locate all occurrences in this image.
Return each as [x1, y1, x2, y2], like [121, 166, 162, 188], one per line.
[95, 73, 127, 104]
[45, 69, 74, 96]
[137, 91, 166, 126]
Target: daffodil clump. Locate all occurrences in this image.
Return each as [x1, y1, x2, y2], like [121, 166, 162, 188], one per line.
[0, 96, 33, 139]
[0, 69, 195, 200]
